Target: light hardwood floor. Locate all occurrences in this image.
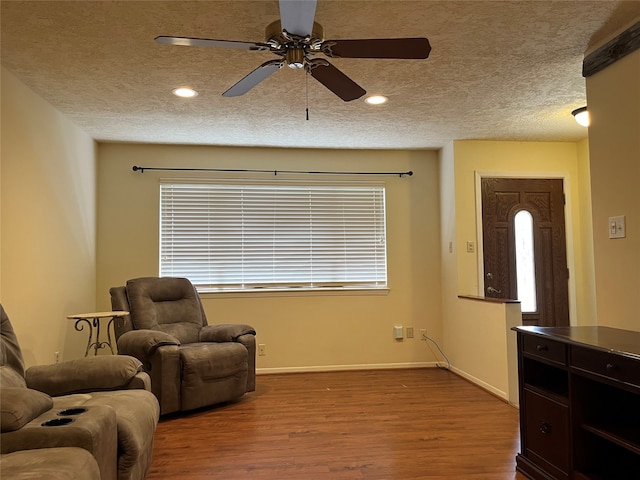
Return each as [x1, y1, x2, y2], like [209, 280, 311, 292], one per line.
[147, 369, 528, 479]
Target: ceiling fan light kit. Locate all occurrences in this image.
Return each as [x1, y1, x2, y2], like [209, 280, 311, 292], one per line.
[155, 0, 431, 102]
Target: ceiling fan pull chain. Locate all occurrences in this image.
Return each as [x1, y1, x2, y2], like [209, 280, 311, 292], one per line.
[306, 70, 310, 121]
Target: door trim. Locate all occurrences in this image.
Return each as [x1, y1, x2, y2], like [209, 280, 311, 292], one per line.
[474, 170, 577, 326]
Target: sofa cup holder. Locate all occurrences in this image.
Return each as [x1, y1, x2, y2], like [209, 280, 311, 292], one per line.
[58, 407, 87, 416]
[42, 417, 75, 427]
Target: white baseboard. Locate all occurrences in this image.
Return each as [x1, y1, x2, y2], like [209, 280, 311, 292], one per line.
[449, 366, 508, 401]
[257, 361, 438, 375]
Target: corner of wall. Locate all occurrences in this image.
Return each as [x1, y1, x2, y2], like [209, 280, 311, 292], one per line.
[1, 67, 98, 366]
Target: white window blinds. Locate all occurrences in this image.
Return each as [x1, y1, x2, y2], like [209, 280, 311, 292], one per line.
[160, 182, 387, 291]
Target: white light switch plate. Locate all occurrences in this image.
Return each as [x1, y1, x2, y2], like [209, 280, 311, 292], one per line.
[394, 326, 403, 339]
[608, 215, 626, 239]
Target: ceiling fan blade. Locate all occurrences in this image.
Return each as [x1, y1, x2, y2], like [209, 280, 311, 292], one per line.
[279, 0, 317, 36]
[321, 38, 431, 59]
[308, 61, 366, 102]
[222, 60, 284, 97]
[155, 36, 270, 52]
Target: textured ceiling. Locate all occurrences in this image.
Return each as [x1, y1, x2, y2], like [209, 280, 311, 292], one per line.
[2, 1, 639, 149]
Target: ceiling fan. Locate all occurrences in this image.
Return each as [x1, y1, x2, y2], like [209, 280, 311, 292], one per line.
[155, 0, 431, 102]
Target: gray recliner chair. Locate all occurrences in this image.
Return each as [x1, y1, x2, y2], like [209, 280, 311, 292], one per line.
[0, 304, 159, 480]
[110, 277, 256, 415]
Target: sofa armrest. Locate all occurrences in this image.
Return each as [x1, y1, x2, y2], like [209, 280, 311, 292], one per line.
[116, 329, 180, 361]
[0, 388, 53, 432]
[25, 355, 144, 396]
[125, 371, 152, 391]
[199, 324, 256, 343]
[236, 333, 257, 392]
[0, 405, 118, 480]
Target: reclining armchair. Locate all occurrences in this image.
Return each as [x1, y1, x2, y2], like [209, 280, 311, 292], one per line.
[0, 304, 159, 480]
[110, 277, 256, 415]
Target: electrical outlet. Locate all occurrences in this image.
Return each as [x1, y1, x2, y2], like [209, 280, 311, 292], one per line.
[258, 344, 266, 356]
[420, 329, 427, 340]
[406, 327, 414, 338]
[55, 351, 60, 363]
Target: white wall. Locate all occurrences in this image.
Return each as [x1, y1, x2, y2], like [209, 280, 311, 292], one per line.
[1, 67, 97, 366]
[96, 143, 442, 372]
[586, 47, 640, 331]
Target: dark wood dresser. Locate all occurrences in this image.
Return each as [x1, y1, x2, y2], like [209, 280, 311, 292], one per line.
[513, 326, 640, 479]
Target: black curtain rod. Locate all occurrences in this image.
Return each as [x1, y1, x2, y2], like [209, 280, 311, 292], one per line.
[132, 166, 413, 178]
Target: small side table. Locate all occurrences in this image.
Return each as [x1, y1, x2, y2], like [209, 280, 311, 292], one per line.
[67, 311, 129, 357]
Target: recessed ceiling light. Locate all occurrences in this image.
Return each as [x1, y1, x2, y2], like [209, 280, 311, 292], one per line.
[365, 95, 388, 105]
[172, 87, 198, 98]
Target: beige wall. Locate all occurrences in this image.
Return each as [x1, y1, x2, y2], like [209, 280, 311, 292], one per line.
[1, 68, 97, 366]
[440, 140, 595, 399]
[450, 140, 594, 324]
[575, 138, 597, 324]
[586, 48, 640, 331]
[449, 298, 521, 402]
[96, 143, 442, 372]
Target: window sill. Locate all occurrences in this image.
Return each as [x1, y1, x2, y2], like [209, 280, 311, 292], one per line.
[199, 286, 390, 299]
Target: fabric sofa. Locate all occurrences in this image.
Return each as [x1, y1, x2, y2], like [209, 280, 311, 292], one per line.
[0, 447, 101, 480]
[0, 304, 160, 480]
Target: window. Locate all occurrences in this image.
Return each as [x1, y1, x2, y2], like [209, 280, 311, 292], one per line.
[160, 181, 387, 292]
[514, 209, 537, 312]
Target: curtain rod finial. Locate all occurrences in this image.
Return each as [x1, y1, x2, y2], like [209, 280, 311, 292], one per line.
[132, 166, 144, 173]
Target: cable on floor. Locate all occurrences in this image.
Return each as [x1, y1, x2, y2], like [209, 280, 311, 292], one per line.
[422, 332, 451, 371]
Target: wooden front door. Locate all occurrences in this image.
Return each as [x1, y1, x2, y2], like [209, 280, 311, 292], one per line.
[481, 178, 569, 327]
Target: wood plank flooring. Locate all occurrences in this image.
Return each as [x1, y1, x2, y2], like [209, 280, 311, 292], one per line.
[147, 369, 528, 479]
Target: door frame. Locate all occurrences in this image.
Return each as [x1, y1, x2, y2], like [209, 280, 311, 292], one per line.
[474, 170, 578, 326]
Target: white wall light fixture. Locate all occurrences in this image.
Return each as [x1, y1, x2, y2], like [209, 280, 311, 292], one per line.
[571, 106, 589, 127]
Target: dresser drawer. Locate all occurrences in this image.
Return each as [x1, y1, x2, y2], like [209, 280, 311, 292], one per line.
[523, 335, 567, 365]
[523, 389, 570, 474]
[571, 346, 640, 388]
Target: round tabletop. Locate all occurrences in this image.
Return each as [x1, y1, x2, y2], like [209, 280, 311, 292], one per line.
[66, 311, 129, 319]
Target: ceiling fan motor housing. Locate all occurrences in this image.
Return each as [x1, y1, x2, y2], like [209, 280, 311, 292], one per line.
[286, 48, 305, 68]
[265, 20, 325, 68]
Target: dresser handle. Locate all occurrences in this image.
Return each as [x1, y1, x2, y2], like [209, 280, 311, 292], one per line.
[606, 363, 615, 371]
[539, 422, 552, 435]
[536, 344, 548, 352]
